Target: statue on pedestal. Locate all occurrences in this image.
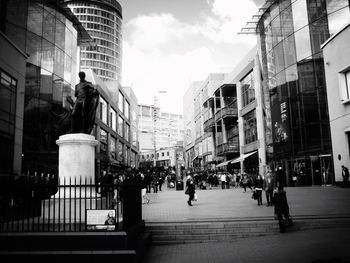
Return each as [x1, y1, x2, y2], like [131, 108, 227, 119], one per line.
[70, 71, 99, 134]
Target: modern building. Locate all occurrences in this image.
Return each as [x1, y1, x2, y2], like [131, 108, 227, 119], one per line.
[139, 145, 184, 170]
[66, 0, 123, 82]
[183, 82, 201, 170]
[138, 104, 184, 161]
[0, 31, 28, 176]
[0, 0, 135, 180]
[1, 0, 93, 177]
[247, 0, 350, 185]
[321, 23, 350, 184]
[84, 69, 139, 177]
[184, 74, 227, 172]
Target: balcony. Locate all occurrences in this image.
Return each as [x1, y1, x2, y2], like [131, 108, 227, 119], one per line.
[203, 117, 215, 132]
[216, 141, 239, 156]
[214, 101, 238, 121]
[227, 126, 239, 139]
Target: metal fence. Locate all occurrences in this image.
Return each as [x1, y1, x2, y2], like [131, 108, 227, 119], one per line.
[0, 175, 142, 232]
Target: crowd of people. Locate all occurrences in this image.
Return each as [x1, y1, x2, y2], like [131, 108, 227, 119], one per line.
[184, 166, 293, 232]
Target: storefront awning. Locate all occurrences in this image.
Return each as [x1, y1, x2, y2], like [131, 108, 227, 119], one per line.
[216, 160, 231, 168]
[230, 151, 258, 164]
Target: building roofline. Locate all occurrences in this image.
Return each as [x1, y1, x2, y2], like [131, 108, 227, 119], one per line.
[321, 22, 350, 49]
[62, 0, 122, 18]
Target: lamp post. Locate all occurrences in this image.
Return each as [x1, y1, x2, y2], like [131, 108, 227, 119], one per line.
[153, 91, 167, 167]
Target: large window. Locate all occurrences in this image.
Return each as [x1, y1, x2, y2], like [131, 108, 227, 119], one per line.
[241, 71, 255, 107]
[110, 107, 117, 131]
[243, 110, 257, 144]
[110, 136, 117, 160]
[118, 90, 124, 112]
[100, 128, 108, 153]
[117, 141, 123, 162]
[99, 96, 108, 124]
[0, 70, 17, 174]
[125, 123, 130, 141]
[125, 100, 130, 119]
[118, 115, 123, 136]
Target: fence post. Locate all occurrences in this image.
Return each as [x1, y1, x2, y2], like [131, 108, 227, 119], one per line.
[122, 183, 142, 230]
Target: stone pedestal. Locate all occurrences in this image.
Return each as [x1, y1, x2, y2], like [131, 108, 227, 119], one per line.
[56, 133, 98, 185]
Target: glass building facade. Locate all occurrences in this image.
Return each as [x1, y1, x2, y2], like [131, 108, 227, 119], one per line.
[66, 0, 123, 82]
[1, 0, 91, 176]
[258, 0, 350, 185]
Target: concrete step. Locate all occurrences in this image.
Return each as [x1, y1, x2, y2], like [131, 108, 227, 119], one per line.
[0, 232, 129, 251]
[145, 216, 350, 244]
[0, 250, 137, 263]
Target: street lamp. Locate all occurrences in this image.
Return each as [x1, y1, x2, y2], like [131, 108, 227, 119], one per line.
[153, 91, 167, 167]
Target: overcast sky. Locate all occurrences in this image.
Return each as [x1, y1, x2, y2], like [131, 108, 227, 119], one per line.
[118, 0, 265, 114]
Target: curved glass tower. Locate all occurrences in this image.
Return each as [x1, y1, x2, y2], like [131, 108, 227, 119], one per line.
[257, 0, 350, 185]
[66, 0, 123, 82]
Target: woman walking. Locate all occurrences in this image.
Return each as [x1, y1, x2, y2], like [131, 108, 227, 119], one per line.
[254, 175, 264, 206]
[185, 175, 196, 206]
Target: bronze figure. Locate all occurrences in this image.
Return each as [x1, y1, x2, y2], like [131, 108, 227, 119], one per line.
[70, 71, 99, 134]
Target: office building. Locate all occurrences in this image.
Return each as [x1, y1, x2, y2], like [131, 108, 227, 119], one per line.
[66, 0, 123, 82]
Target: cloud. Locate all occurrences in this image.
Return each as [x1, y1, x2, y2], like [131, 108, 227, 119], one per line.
[122, 0, 259, 113]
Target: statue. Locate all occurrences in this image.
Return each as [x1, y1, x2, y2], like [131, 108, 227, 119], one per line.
[70, 71, 100, 134]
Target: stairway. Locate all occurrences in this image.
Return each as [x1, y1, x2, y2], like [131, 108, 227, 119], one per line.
[0, 222, 151, 262]
[145, 216, 350, 244]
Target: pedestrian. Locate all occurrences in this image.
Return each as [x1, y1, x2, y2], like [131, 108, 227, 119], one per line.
[220, 172, 227, 189]
[263, 168, 274, 206]
[341, 165, 349, 187]
[242, 172, 252, 193]
[275, 166, 286, 188]
[273, 185, 292, 233]
[254, 175, 264, 206]
[185, 175, 195, 206]
[140, 172, 150, 204]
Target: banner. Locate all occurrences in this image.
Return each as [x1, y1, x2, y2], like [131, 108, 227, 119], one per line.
[271, 100, 290, 154]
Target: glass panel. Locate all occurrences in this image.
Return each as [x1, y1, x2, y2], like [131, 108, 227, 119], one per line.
[118, 116, 123, 136]
[274, 41, 285, 74]
[283, 34, 297, 68]
[292, 0, 309, 31]
[310, 17, 330, 55]
[243, 110, 257, 144]
[125, 101, 130, 119]
[327, 7, 350, 36]
[118, 91, 124, 112]
[110, 108, 117, 131]
[41, 39, 54, 72]
[280, 6, 294, 38]
[26, 31, 42, 66]
[280, 0, 292, 12]
[43, 10, 55, 43]
[64, 54, 72, 84]
[294, 26, 312, 61]
[54, 47, 65, 78]
[326, 0, 349, 13]
[55, 19, 65, 50]
[271, 15, 283, 47]
[307, 0, 327, 23]
[285, 64, 298, 82]
[27, 2, 43, 36]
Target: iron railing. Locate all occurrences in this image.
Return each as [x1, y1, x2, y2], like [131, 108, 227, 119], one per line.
[0, 176, 142, 232]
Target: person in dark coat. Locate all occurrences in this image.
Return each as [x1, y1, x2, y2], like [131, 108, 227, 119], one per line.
[263, 169, 274, 206]
[186, 175, 195, 206]
[254, 175, 264, 206]
[275, 166, 286, 188]
[342, 165, 349, 187]
[273, 185, 292, 233]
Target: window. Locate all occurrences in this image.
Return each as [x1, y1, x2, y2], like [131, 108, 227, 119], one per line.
[100, 128, 108, 153]
[241, 71, 255, 107]
[118, 90, 124, 112]
[125, 101, 130, 119]
[162, 152, 164, 157]
[339, 69, 350, 101]
[0, 70, 17, 174]
[110, 136, 117, 160]
[117, 141, 123, 161]
[99, 96, 108, 124]
[125, 123, 130, 141]
[110, 107, 117, 131]
[167, 152, 169, 156]
[118, 116, 123, 136]
[243, 110, 258, 144]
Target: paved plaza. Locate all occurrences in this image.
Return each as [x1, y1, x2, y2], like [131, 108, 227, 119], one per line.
[142, 184, 350, 222]
[141, 184, 350, 263]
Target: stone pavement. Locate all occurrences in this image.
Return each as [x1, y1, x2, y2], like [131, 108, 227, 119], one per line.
[142, 227, 350, 263]
[142, 184, 350, 222]
[141, 185, 350, 263]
